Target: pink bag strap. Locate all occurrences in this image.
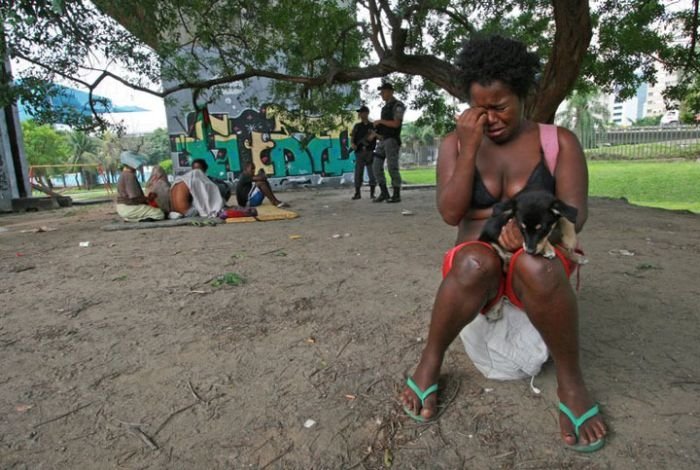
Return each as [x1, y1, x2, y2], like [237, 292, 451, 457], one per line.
[538, 123, 559, 174]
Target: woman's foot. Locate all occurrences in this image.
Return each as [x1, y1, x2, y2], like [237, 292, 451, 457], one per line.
[557, 381, 607, 448]
[401, 353, 441, 420]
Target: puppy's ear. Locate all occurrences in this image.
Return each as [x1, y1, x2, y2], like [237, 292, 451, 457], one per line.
[551, 199, 578, 223]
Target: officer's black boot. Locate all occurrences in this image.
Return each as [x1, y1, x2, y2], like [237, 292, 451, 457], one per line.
[369, 185, 376, 200]
[387, 187, 401, 203]
[374, 184, 390, 202]
[351, 188, 361, 200]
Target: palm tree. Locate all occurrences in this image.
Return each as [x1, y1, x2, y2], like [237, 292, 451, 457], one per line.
[68, 131, 99, 189]
[557, 90, 610, 149]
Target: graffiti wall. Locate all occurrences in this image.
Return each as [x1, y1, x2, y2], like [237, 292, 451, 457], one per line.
[169, 105, 356, 181]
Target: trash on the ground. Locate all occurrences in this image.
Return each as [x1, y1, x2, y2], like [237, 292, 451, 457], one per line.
[483, 388, 494, 393]
[305, 336, 316, 344]
[416, 337, 423, 342]
[332, 233, 341, 239]
[609, 249, 635, 256]
[303, 419, 316, 428]
[211, 272, 245, 288]
[529, 376, 542, 395]
[384, 448, 393, 467]
[374, 417, 382, 426]
[344, 394, 356, 400]
[289, 234, 302, 240]
[20, 226, 57, 233]
[401, 210, 414, 216]
[79, 241, 91, 247]
[15, 404, 33, 413]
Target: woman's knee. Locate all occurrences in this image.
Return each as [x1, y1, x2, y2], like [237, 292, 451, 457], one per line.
[513, 253, 569, 296]
[449, 246, 501, 287]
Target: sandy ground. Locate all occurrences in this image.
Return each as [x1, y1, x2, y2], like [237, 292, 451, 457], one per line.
[0, 187, 699, 470]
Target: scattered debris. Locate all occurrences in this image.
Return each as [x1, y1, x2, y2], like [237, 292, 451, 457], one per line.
[16, 404, 33, 413]
[289, 234, 302, 240]
[384, 448, 393, 467]
[332, 234, 341, 239]
[344, 394, 356, 401]
[112, 275, 128, 282]
[609, 249, 635, 256]
[401, 209, 414, 216]
[303, 419, 316, 428]
[20, 226, 57, 233]
[305, 336, 316, 344]
[79, 241, 91, 247]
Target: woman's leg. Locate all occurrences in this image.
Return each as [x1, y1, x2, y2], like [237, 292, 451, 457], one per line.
[511, 254, 607, 446]
[402, 244, 502, 419]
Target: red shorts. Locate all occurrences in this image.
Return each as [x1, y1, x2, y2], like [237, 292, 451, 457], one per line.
[442, 241, 578, 313]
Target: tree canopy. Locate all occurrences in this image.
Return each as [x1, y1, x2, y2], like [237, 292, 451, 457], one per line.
[2, 0, 698, 129]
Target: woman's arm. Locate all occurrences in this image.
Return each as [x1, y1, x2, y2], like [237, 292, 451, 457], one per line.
[436, 108, 487, 225]
[553, 127, 588, 232]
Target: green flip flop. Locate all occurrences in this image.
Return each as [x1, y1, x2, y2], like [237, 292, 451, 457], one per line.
[558, 402, 606, 453]
[403, 377, 438, 423]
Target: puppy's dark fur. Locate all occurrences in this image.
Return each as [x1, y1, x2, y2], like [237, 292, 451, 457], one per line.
[479, 190, 586, 265]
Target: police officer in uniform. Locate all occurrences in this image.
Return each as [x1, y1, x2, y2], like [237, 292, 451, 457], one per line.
[372, 82, 406, 203]
[350, 105, 377, 200]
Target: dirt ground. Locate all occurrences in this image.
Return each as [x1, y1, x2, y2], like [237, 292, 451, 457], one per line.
[0, 187, 699, 470]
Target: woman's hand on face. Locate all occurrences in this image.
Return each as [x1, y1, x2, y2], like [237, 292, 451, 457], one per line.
[455, 107, 488, 154]
[498, 219, 524, 252]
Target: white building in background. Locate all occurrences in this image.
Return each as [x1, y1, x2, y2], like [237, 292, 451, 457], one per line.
[601, 66, 681, 127]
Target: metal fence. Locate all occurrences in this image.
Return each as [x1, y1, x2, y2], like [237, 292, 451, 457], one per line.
[400, 125, 700, 165]
[577, 125, 700, 160]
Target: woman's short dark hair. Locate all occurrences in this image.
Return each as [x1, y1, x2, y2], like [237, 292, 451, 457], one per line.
[456, 35, 541, 100]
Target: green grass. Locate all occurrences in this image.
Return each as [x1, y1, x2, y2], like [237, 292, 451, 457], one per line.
[588, 160, 700, 213]
[400, 160, 700, 213]
[32, 187, 112, 201]
[586, 142, 700, 160]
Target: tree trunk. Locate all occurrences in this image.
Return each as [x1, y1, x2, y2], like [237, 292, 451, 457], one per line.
[527, 0, 593, 123]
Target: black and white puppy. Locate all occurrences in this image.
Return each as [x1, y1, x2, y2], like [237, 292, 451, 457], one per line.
[479, 190, 586, 264]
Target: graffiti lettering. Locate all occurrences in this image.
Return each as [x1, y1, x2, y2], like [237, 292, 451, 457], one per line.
[170, 105, 356, 180]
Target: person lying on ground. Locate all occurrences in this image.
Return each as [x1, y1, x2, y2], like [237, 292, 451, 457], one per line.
[400, 35, 607, 453]
[145, 165, 171, 214]
[170, 167, 225, 218]
[115, 151, 165, 222]
[191, 158, 233, 203]
[235, 161, 289, 208]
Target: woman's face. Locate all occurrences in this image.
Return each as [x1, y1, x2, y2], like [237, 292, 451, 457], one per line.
[468, 80, 524, 143]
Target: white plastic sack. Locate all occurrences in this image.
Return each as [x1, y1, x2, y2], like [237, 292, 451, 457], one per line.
[459, 299, 549, 380]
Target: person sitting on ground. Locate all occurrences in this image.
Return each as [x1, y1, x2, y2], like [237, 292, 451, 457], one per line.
[235, 161, 289, 208]
[400, 35, 607, 452]
[115, 151, 165, 222]
[191, 158, 233, 203]
[145, 165, 171, 214]
[170, 164, 225, 218]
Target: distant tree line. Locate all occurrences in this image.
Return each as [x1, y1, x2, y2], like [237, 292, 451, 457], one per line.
[21, 121, 171, 190]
